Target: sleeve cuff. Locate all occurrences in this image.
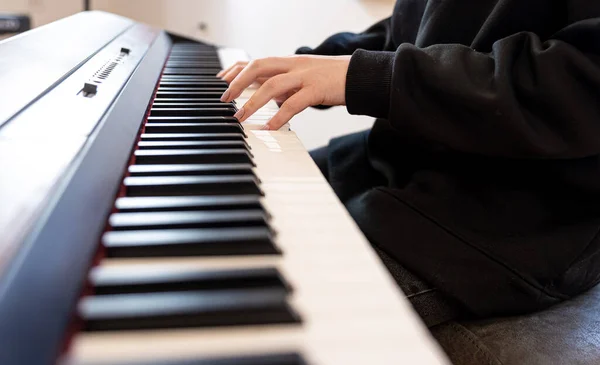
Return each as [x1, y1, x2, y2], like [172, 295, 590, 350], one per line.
[345, 49, 394, 119]
[295, 46, 315, 55]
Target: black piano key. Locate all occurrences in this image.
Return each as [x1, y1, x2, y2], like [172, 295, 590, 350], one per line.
[160, 76, 227, 86]
[134, 149, 253, 165]
[166, 62, 223, 67]
[164, 56, 219, 60]
[152, 98, 234, 104]
[147, 116, 239, 124]
[159, 81, 228, 87]
[161, 74, 221, 78]
[152, 102, 235, 109]
[137, 141, 248, 150]
[128, 163, 256, 178]
[144, 123, 245, 135]
[109, 210, 269, 230]
[79, 288, 300, 331]
[158, 81, 225, 87]
[169, 49, 218, 53]
[172, 43, 216, 47]
[159, 87, 227, 93]
[150, 108, 236, 117]
[140, 133, 245, 142]
[164, 64, 221, 69]
[156, 91, 224, 98]
[163, 69, 222, 76]
[115, 195, 263, 212]
[123, 175, 263, 196]
[169, 51, 218, 55]
[161, 75, 224, 79]
[86, 352, 307, 365]
[102, 227, 278, 257]
[166, 60, 221, 65]
[168, 52, 218, 56]
[165, 67, 223, 72]
[90, 266, 290, 295]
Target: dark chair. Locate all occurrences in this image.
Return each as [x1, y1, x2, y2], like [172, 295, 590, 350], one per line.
[431, 284, 600, 365]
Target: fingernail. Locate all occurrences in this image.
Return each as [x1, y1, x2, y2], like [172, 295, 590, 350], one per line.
[234, 107, 245, 120]
[220, 89, 230, 102]
[260, 124, 270, 130]
[216, 71, 223, 77]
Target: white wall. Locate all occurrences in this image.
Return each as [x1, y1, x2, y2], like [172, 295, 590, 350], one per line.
[1, 0, 395, 149]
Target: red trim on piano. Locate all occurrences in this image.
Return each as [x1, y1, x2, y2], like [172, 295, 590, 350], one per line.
[57, 49, 171, 358]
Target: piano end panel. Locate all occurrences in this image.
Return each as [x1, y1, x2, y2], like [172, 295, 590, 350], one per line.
[0, 31, 172, 365]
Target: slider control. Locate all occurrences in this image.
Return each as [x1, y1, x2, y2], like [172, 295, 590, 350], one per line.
[83, 82, 97, 95]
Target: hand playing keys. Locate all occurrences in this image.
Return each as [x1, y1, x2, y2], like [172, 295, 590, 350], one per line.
[217, 55, 351, 130]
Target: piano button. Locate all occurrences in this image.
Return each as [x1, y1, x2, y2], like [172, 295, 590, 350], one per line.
[134, 149, 253, 165]
[102, 227, 278, 257]
[143, 123, 245, 135]
[108, 210, 269, 230]
[79, 288, 300, 331]
[150, 108, 236, 117]
[140, 133, 246, 142]
[137, 141, 249, 150]
[123, 175, 263, 196]
[114, 195, 263, 212]
[86, 352, 307, 365]
[90, 266, 291, 295]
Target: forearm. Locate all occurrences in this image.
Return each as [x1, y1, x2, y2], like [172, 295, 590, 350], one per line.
[296, 16, 394, 56]
[346, 19, 600, 158]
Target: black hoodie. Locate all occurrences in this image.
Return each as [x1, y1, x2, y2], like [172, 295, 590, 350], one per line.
[297, 0, 600, 317]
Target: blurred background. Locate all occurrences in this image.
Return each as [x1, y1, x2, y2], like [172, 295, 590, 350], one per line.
[1, 0, 395, 149]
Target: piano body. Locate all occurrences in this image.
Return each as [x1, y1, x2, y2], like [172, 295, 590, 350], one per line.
[0, 11, 449, 365]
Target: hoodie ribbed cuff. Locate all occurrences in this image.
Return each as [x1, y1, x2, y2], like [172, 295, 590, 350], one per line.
[345, 49, 394, 119]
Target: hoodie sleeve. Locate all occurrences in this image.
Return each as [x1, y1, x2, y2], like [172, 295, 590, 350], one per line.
[345, 18, 600, 158]
[296, 17, 395, 56]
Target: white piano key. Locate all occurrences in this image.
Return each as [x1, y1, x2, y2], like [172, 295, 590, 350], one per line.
[67, 130, 450, 365]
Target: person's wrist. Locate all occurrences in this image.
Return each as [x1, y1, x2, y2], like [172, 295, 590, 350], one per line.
[345, 49, 394, 118]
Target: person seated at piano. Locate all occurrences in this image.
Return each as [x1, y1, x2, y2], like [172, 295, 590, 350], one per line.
[217, 0, 600, 327]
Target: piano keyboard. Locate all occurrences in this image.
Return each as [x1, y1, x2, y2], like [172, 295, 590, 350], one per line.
[60, 43, 448, 365]
[0, 12, 448, 365]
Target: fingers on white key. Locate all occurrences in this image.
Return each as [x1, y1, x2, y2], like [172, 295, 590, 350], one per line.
[224, 58, 290, 102]
[262, 89, 314, 130]
[217, 60, 248, 79]
[235, 75, 300, 123]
